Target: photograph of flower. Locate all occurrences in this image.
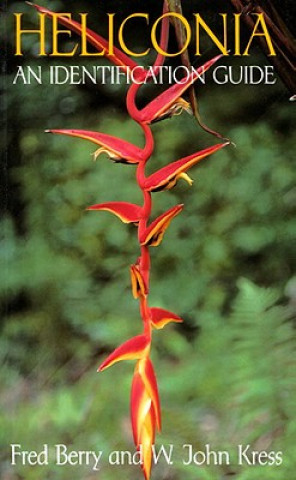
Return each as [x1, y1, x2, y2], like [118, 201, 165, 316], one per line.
[2, 1, 295, 479]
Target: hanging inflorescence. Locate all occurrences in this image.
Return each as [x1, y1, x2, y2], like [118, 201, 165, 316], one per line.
[30, 2, 229, 479]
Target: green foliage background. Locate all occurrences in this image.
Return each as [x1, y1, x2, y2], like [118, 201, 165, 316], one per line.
[1, 1, 295, 479]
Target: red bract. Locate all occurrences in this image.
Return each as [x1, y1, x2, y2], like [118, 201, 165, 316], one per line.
[98, 335, 150, 372]
[47, 129, 146, 164]
[130, 264, 148, 298]
[87, 202, 142, 224]
[127, 54, 224, 123]
[150, 307, 183, 329]
[144, 143, 229, 192]
[140, 204, 184, 246]
[31, 2, 230, 478]
[131, 358, 160, 480]
[138, 357, 161, 431]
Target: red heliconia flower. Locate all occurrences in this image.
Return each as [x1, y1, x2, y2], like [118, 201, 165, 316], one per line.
[131, 358, 161, 480]
[98, 334, 150, 372]
[137, 357, 161, 431]
[144, 142, 229, 192]
[46, 129, 145, 164]
[150, 307, 183, 329]
[128, 54, 224, 124]
[87, 202, 142, 224]
[31, 2, 231, 479]
[140, 204, 183, 247]
[130, 264, 148, 298]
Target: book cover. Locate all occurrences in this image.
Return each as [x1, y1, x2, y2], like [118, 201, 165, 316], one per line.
[2, 1, 295, 479]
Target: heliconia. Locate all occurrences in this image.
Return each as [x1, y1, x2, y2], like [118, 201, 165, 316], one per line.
[130, 264, 148, 299]
[98, 335, 150, 371]
[144, 143, 229, 192]
[127, 54, 224, 123]
[87, 202, 142, 224]
[30, 1, 230, 478]
[46, 129, 145, 164]
[131, 362, 156, 480]
[150, 307, 183, 329]
[140, 204, 184, 247]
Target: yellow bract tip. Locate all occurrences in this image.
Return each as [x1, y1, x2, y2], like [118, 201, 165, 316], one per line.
[93, 147, 120, 161]
[179, 172, 194, 186]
